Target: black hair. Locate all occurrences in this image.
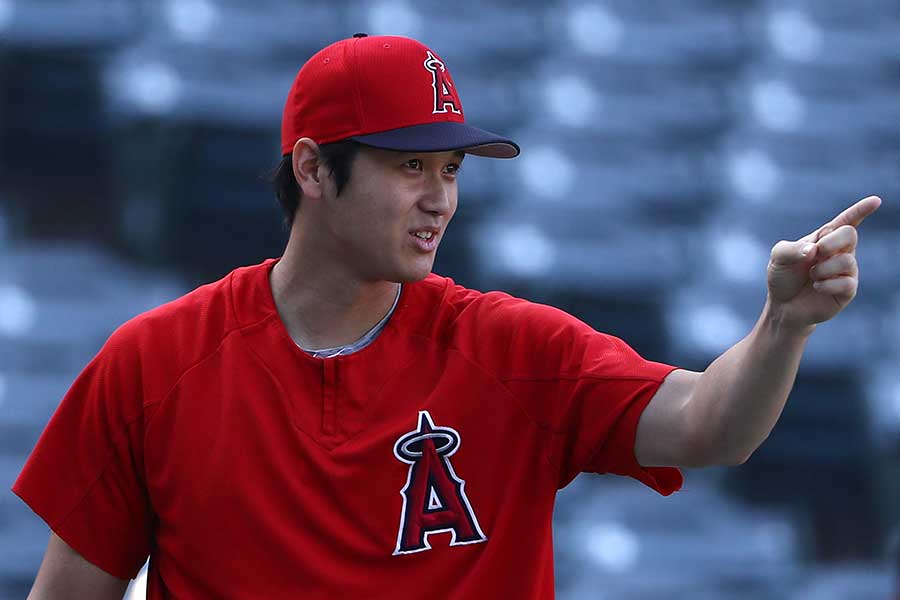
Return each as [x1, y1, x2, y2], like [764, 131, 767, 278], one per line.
[266, 139, 363, 231]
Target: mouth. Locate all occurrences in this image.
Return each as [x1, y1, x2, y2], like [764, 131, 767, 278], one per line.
[409, 229, 439, 253]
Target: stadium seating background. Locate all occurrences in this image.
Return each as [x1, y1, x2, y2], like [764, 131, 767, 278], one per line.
[0, 1, 898, 598]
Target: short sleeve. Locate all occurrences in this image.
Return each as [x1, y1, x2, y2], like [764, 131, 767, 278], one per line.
[11, 323, 154, 580]
[494, 299, 684, 496]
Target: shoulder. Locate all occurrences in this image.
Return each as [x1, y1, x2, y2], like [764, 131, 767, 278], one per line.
[423, 273, 628, 376]
[95, 263, 244, 402]
[119, 268, 233, 345]
[430, 274, 594, 340]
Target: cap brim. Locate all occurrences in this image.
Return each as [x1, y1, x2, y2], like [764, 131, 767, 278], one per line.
[351, 122, 520, 159]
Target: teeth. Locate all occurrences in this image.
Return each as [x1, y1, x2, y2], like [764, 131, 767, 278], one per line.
[415, 231, 433, 239]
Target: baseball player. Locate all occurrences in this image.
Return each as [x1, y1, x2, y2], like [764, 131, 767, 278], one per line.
[13, 34, 882, 599]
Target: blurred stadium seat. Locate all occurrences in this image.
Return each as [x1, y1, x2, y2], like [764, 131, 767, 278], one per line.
[2, 1, 898, 597]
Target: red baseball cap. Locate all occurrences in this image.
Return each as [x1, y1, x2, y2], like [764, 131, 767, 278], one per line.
[280, 33, 520, 159]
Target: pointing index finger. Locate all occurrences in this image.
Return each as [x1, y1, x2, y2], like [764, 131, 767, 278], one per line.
[801, 195, 882, 243]
[829, 195, 882, 229]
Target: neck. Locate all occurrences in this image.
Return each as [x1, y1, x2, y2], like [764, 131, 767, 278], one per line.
[269, 246, 400, 351]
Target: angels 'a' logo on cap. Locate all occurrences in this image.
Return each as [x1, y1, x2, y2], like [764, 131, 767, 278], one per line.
[423, 51, 462, 115]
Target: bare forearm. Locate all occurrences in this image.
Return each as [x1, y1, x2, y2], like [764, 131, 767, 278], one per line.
[690, 297, 816, 466]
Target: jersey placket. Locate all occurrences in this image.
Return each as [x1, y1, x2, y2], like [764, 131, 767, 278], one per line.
[322, 358, 338, 440]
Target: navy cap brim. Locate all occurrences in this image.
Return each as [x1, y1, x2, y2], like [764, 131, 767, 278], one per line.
[350, 121, 519, 159]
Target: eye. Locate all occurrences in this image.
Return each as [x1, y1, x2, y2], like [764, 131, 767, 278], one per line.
[405, 159, 422, 170]
[445, 162, 462, 176]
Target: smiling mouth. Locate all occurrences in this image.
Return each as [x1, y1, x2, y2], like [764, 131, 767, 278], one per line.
[409, 231, 439, 252]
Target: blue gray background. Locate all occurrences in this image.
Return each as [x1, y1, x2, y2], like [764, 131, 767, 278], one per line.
[0, 1, 898, 598]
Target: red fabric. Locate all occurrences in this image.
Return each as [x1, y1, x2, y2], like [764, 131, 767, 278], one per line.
[281, 35, 466, 154]
[13, 257, 683, 598]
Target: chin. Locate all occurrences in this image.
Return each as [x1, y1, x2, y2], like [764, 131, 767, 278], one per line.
[398, 271, 432, 283]
[396, 262, 434, 283]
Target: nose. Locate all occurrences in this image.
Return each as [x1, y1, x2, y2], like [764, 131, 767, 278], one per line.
[419, 172, 455, 216]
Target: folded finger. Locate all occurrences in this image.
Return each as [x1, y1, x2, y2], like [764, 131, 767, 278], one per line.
[810, 253, 857, 280]
[812, 276, 857, 297]
[816, 224, 858, 257]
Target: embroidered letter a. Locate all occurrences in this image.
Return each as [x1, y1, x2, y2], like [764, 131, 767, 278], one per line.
[423, 51, 462, 115]
[392, 411, 487, 555]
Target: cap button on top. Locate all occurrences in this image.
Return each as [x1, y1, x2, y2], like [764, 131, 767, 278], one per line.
[353, 32, 368, 38]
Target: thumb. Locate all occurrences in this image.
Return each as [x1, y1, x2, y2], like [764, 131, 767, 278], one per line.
[769, 239, 817, 268]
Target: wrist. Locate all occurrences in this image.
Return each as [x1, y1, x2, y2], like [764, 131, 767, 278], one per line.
[761, 297, 817, 340]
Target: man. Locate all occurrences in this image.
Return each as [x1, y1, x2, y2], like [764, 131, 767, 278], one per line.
[13, 33, 882, 599]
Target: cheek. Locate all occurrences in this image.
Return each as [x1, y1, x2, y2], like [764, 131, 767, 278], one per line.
[345, 202, 401, 248]
[446, 179, 459, 209]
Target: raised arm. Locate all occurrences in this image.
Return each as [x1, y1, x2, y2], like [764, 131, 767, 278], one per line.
[27, 532, 129, 600]
[636, 195, 882, 468]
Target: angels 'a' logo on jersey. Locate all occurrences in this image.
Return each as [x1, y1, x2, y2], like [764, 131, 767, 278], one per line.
[392, 411, 487, 555]
[423, 51, 462, 115]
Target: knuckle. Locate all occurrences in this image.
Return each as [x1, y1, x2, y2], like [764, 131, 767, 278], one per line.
[820, 255, 856, 277]
[845, 258, 858, 276]
[831, 254, 850, 269]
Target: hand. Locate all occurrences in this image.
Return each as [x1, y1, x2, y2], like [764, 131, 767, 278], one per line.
[766, 195, 882, 332]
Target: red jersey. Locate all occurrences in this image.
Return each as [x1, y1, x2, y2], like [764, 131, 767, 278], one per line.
[13, 257, 683, 598]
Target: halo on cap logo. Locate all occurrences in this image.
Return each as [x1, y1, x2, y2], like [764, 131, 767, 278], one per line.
[423, 51, 462, 115]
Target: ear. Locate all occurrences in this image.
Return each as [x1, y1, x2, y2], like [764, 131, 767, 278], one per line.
[292, 137, 326, 200]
